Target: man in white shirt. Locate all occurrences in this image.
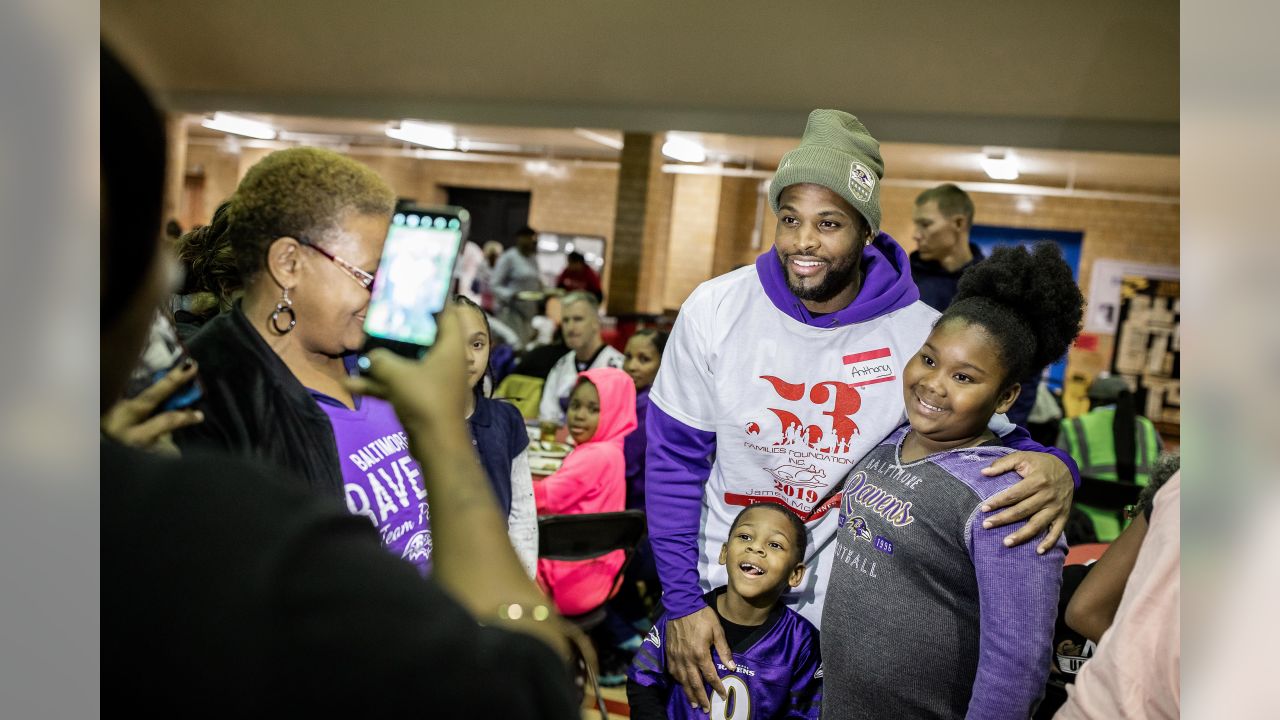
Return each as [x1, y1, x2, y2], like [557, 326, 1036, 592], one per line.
[646, 109, 1080, 712]
[538, 291, 624, 426]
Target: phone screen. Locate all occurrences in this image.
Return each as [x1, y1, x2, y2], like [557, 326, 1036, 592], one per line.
[362, 207, 468, 356]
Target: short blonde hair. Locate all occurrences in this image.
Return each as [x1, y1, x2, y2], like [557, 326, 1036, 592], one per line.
[227, 147, 395, 279]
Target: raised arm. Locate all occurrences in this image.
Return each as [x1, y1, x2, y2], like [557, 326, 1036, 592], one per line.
[347, 308, 568, 656]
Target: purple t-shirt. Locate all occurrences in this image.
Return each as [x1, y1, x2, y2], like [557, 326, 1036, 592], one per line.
[313, 391, 432, 575]
[629, 588, 822, 719]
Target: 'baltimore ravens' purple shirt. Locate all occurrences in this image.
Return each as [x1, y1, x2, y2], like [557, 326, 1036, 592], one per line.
[313, 391, 432, 575]
[629, 588, 822, 720]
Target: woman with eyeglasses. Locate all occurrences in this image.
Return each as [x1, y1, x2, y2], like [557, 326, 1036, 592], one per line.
[175, 148, 437, 574]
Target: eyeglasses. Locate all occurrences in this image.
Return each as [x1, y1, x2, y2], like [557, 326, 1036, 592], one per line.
[297, 236, 375, 291]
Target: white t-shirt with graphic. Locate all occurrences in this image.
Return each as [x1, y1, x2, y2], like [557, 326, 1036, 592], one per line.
[650, 265, 940, 625]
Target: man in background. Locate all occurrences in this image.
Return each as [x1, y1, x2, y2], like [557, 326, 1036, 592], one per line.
[538, 291, 624, 426]
[492, 226, 544, 344]
[910, 183, 984, 312]
[555, 251, 603, 301]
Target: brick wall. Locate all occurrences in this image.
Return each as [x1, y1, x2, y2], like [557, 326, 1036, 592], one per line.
[879, 186, 1180, 382]
[713, 177, 768, 278]
[181, 142, 620, 301]
[663, 174, 721, 308]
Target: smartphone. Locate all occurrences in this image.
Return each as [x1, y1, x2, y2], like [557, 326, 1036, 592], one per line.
[360, 205, 469, 362]
[125, 309, 203, 412]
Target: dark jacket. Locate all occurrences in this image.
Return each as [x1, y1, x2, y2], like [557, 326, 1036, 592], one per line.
[174, 305, 343, 499]
[908, 242, 985, 312]
[469, 391, 529, 516]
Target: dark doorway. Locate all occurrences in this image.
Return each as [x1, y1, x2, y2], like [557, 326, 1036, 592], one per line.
[443, 187, 532, 249]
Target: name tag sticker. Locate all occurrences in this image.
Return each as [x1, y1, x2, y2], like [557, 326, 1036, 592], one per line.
[843, 347, 895, 388]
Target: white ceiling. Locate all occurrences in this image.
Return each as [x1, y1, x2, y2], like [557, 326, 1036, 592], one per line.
[104, 0, 1178, 154]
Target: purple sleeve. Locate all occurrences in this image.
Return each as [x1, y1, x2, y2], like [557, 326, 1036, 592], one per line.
[626, 615, 674, 719]
[645, 404, 716, 620]
[997, 423, 1081, 488]
[965, 509, 1065, 719]
[627, 616, 669, 689]
[786, 637, 823, 720]
[623, 395, 648, 500]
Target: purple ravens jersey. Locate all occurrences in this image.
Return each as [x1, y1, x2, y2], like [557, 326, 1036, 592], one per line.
[628, 588, 822, 720]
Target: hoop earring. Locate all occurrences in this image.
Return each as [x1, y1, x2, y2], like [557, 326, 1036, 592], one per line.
[270, 288, 297, 334]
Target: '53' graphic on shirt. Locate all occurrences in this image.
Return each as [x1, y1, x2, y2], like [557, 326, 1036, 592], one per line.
[746, 375, 863, 455]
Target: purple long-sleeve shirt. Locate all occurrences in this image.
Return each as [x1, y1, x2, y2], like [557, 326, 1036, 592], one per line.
[645, 235, 1079, 622]
[622, 386, 651, 510]
[819, 425, 1064, 719]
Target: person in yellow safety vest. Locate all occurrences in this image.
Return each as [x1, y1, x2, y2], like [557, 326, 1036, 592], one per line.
[1056, 376, 1163, 541]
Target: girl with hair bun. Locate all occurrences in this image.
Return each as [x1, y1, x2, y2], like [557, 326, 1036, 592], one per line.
[822, 243, 1086, 720]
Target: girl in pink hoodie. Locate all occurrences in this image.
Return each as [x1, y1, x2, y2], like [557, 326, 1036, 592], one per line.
[534, 367, 637, 616]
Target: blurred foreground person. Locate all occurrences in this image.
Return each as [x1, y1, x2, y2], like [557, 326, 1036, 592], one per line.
[1055, 472, 1180, 719]
[101, 44, 576, 716]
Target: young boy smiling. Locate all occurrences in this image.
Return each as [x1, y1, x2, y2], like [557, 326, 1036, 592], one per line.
[628, 503, 822, 719]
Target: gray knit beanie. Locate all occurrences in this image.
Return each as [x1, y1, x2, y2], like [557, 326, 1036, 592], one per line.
[769, 109, 884, 234]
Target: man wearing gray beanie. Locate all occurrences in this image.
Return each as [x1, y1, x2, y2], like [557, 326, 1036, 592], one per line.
[643, 109, 1079, 712]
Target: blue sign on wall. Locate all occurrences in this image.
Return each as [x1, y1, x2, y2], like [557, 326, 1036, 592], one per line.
[969, 225, 1085, 388]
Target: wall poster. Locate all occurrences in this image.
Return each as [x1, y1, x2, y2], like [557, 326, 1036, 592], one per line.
[1111, 276, 1180, 429]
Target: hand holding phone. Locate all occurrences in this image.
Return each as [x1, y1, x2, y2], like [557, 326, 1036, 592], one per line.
[103, 358, 204, 452]
[360, 205, 469, 365]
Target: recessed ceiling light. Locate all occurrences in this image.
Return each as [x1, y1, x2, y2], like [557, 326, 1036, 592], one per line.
[981, 148, 1019, 181]
[386, 120, 457, 150]
[662, 134, 706, 163]
[573, 128, 624, 150]
[201, 112, 277, 140]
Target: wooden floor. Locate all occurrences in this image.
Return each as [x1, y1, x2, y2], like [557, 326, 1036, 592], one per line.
[581, 683, 630, 719]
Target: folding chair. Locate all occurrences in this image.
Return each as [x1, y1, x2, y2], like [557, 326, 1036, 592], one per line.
[538, 510, 647, 719]
[492, 373, 545, 420]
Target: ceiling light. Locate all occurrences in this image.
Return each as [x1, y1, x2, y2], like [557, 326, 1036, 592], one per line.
[386, 120, 457, 150]
[574, 128, 624, 150]
[201, 112, 277, 140]
[662, 134, 706, 163]
[981, 149, 1019, 181]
